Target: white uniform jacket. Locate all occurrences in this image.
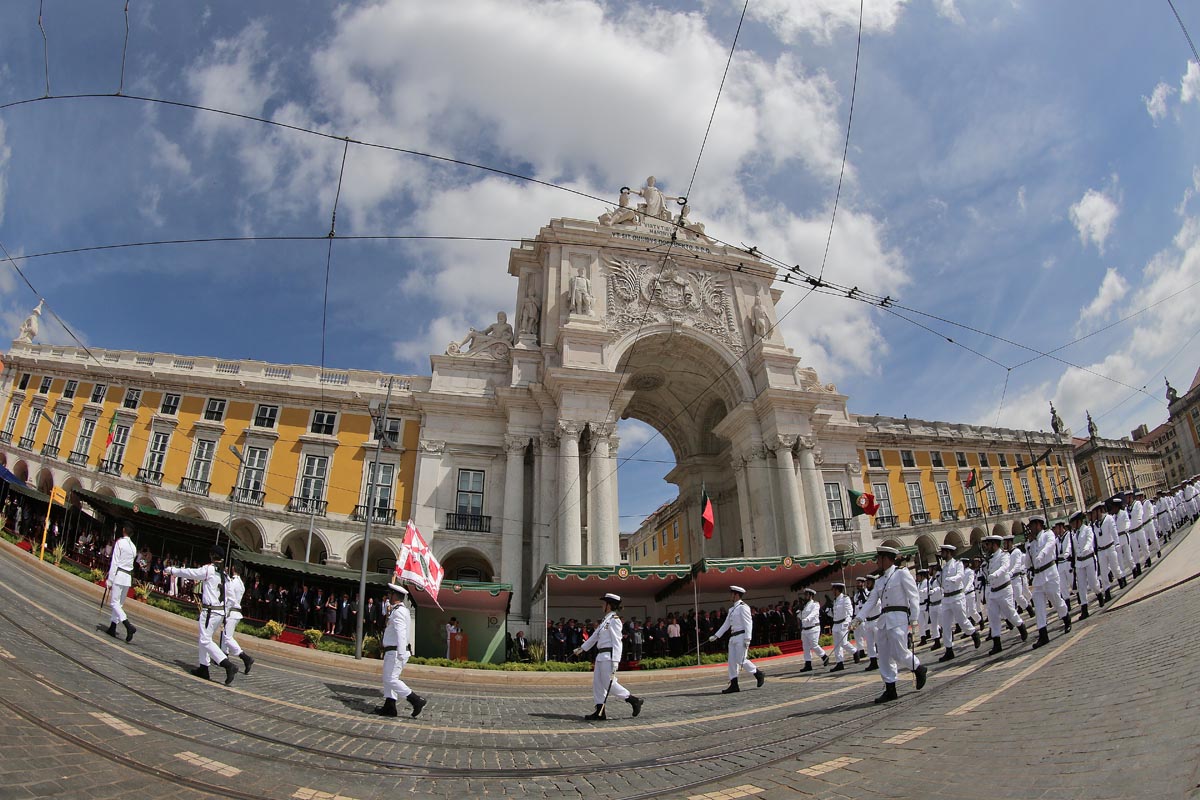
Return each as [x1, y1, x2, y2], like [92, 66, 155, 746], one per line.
[1096, 514, 1119, 551]
[831, 594, 854, 625]
[876, 565, 919, 627]
[1029, 530, 1059, 587]
[382, 601, 411, 654]
[713, 599, 754, 642]
[580, 611, 624, 663]
[984, 550, 1013, 591]
[799, 599, 821, 631]
[168, 563, 227, 610]
[224, 575, 246, 618]
[854, 584, 881, 624]
[107, 535, 137, 589]
[1073, 523, 1096, 559]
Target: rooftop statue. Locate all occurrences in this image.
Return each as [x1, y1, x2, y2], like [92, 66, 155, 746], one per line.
[447, 312, 515, 359]
[16, 299, 43, 344]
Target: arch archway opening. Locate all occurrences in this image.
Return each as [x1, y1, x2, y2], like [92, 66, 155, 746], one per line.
[12, 461, 29, 482]
[346, 538, 399, 575]
[279, 528, 327, 565]
[35, 468, 55, 496]
[442, 549, 495, 583]
[231, 518, 264, 553]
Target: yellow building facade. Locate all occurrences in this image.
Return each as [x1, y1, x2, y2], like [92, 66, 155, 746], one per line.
[627, 498, 693, 566]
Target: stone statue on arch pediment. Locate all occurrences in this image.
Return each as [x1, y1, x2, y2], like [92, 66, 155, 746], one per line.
[751, 296, 770, 340]
[16, 299, 43, 344]
[569, 269, 594, 316]
[598, 187, 640, 228]
[518, 286, 541, 338]
[447, 312, 514, 359]
[632, 176, 680, 222]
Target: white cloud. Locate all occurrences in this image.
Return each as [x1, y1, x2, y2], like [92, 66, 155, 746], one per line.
[148, 129, 192, 178]
[744, 0, 910, 43]
[1182, 61, 1200, 105]
[1042, 256, 1056, 270]
[1076, 267, 1129, 329]
[1143, 81, 1174, 123]
[1016, 185, 1026, 212]
[932, 0, 964, 25]
[138, 185, 165, 227]
[0, 119, 10, 224]
[1069, 186, 1120, 254]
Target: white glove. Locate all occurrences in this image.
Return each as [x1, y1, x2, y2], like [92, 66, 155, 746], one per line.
[707, 635, 716, 643]
[572, 647, 582, 657]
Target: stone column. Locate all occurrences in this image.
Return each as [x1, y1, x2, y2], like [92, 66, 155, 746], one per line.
[798, 437, 833, 554]
[557, 421, 583, 565]
[606, 434, 621, 564]
[412, 440, 445, 535]
[500, 435, 527, 614]
[745, 446, 779, 556]
[537, 434, 559, 570]
[732, 454, 756, 557]
[587, 425, 617, 565]
[770, 435, 807, 555]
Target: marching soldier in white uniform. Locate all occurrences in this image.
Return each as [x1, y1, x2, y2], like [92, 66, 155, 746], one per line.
[105, 522, 138, 643]
[219, 561, 255, 676]
[1098, 497, 1128, 597]
[852, 574, 881, 671]
[577, 593, 642, 717]
[827, 582, 856, 672]
[164, 548, 239, 685]
[1026, 516, 1071, 649]
[935, 544, 981, 661]
[1127, 491, 1149, 574]
[981, 535, 1028, 653]
[863, 546, 926, 704]
[926, 563, 944, 652]
[375, 583, 427, 718]
[962, 558, 982, 628]
[1053, 519, 1074, 609]
[916, 569, 933, 646]
[708, 585, 765, 691]
[1003, 534, 1032, 618]
[1136, 491, 1159, 565]
[851, 576, 869, 662]
[798, 587, 827, 672]
[1113, 495, 1136, 578]
[1070, 510, 1101, 617]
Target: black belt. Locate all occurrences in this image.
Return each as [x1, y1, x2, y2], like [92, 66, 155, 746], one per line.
[116, 566, 132, 574]
[832, 618, 847, 624]
[383, 645, 398, 653]
[203, 605, 225, 611]
[596, 647, 613, 654]
[1055, 559, 1067, 564]
[1032, 562, 1055, 574]
[801, 624, 817, 631]
[882, 606, 910, 615]
[927, 600, 941, 607]
[1097, 542, 1114, 552]
[866, 613, 880, 622]
[989, 581, 1011, 592]
[944, 589, 962, 597]
[730, 630, 745, 637]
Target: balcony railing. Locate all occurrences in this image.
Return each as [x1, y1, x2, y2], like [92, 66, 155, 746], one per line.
[0, 430, 11, 444]
[67, 450, 89, 467]
[1025, 501, 1038, 510]
[940, 509, 960, 522]
[288, 496, 327, 517]
[135, 468, 163, 486]
[17, 436, 34, 450]
[1008, 504, 1022, 513]
[910, 512, 931, 525]
[40, 443, 60, 459]
[445, 512, 491, 533]
[989, 504, 1002, 515]
[830, 517, 851, 532]
[98, 459, 123, 476]
[1064, 495, 1075, 504]
[231, 487, 265, 506]
[353, 504, 398, 526]
[965, 507, 982, 519]
[180, 477, 211, 496]
[875, 515, 899, 530]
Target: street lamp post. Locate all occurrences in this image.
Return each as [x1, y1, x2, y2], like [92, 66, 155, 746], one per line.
[355, 377, 395, 660]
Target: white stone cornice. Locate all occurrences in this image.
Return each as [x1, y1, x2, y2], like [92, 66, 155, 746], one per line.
[419, 439, 446, 455]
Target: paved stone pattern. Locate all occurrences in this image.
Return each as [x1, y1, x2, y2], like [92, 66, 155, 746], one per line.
[0, 523, 1197, 799]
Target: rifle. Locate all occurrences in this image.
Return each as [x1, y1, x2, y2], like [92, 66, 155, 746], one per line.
[1069, 528, 1078, 593]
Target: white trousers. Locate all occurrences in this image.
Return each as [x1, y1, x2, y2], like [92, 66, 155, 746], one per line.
[1097, 545, 1124, 589]
[801, 627, 824, 663]
[1011, 574, 1031, 609]
[109, 583, 130, 625]
[938, 596, 975, 646]
[876, 616, 919, 684]
[221, 612, 244, 657]
[197, 609, 227, 667]
[592, 658, 630, 704]
[829, 621, 855, 663]
[382, 650, 412, 700]
[964, 591, 982, 621]
[726, 636, 758, 680]
[855, 619, 875, 657]
[1146, 522, 1161, 556]
[1074, 557, 1101, 603]
[1057, 564, 1073, 603]
[919, 606, 934, 637]
[1032, 573, 1068, 629]
[1117, 535, 1134, 574]
[985, 587, 1022, 638]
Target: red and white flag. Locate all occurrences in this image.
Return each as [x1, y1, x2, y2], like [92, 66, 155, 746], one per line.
[395, 520, 445, 609]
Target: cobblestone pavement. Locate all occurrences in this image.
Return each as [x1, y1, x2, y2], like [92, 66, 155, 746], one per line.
[1, 523, 1198, 800]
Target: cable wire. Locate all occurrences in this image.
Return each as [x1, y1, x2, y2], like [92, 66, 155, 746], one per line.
[117, 1, 130, 96]
[1167, 0, 1200, 64]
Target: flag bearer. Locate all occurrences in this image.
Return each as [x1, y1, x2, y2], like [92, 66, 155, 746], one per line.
[374, 583, 426, 718]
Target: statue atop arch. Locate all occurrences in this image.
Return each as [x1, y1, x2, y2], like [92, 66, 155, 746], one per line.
[16, 299, 43, 344]
[1086, 409, 1099, 440]
[447, 312, 514, 359]
[1049, 401, 1064, 435]
[1166, 376, 1180, 404]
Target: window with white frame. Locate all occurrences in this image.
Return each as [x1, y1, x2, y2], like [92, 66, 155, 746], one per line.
[1051, 476, 1062, 502]
[1003, 478, 1017, 505]
[998, 453, 1009, 468]
[364, 461, 395, 510]
[372, 416, 403, 445]
[73, 417, 96, 456]
[21, 412, 40, 443]
[109, 425, 130, 465]
[203, 398, 226, 422]
[866, 449, 883, 468]
[63, 380, 78, 399]
[310, 410, 337, 435]
[661, 529, 667, 547]
[90, 383, 107, 403]
[46, 412, 67, 450]
[3, 403, 19, 436]
[123, 388, 142, 409]
[985, 481, 999, 508]
[455, 469, 484, 516]
[871, 482, 894, 517]
[673, 520, 679, 540]
[963, 481, 979, 510]
[1021, 476, 1033, 503]
[651, 534, 657, 552]
[160, 393, 180, 415]
[188, 439, 217, 483]
[1016, 453, 1025, 468]
[906, 481, 927, 515]
[899, 450, 915, 468]
[17, 373, 30, 390]
[956, 451, 968, 468]
[978, 452, 991, 468]
[931, 451, 944, 468]
[239, 446, 269, 494]
[936, 480, 954, 512]
[253, 404, 279, 428]
[38, 376, 52, 394]
[825, 482, 845, 521]
[145, 432, 170, 475]
[299, 454, 329, 500]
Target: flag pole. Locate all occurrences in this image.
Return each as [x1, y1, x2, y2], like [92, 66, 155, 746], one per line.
[354, 377, 394, 660]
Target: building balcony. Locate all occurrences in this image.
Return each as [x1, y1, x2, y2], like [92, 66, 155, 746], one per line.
[445, 512, 491, 533]
[1065, 495, 1075, 504]
[940, 509, 960, 522]
[0, 431, 11, 444]
[875, 515, 899, 530]
[40, 443, 60, 460]
[67, 450, 89, 467]
[1025, 501, 1038, 510]
[965, 508, 982, 519]
[231, 487, 265, 506]
[830, 517, 851, 532]
[1007, 504, 1022, 514]
[989, 505, 1002, 515]
[288, 496, 327, 517]
[135, 467, 163, 486]
[353, 505, 397, 526]
[180, 477, 211, 497]
[17, 436, 34, 450]
[910, 512, 931, 525]
[98, 459, 123, 476]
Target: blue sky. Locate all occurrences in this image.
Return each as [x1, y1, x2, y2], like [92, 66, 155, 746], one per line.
[1, 1, 1198, 531]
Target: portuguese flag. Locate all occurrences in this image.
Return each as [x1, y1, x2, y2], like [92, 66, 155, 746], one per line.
[103, 410, 118, 449]
[849, 489, 879, 517]
[964, 468, 978, 488]
[701, 486, 714, 539]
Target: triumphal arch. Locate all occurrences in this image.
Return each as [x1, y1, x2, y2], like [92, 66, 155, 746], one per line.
[413, 178, 868, 617]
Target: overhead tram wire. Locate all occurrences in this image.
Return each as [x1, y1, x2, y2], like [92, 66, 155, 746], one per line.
[37, 0, 50, 97]
[117, 1, 131, 96]
[1089, 322, 1200, 427]
[1166, 0, 1200, 64]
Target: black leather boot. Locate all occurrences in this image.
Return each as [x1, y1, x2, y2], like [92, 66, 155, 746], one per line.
[1031, 627, 1050, 650]
[755, 670, 765, 688]
[854, 650, 864, 664]
[105, 622, 118, 638]
[971, 631, 982, 649]
[191, 665, 211, 680]
[374, 697, 398, 717]
[1018, 624, 1029, 641]
[626, 695, 643, 717]
[821, 654, 829, 667]
[722, 678, 740, 694]
[1104, 588, 1112, 603]
[219, 658, 237, 685]
[1145, 558, 1152, 570]
[918, 634, 929, 646]
[865, 657, 878, 671]
[1062, 615, 1072, 634]
[240, 653, 255, 674]
[122, 620, 136, 643]
[407, 693, 427, 718]
[874, 682, 898, 704]
[914, 664, 928, 690]
[830, 662, 845, 672]
[800, 661, 812, 673]
[1079, 605, 1089, 620]
[938, 647, 955, 663]
[930, 640, 941, 651]
[988, 636, 1002, 655]
[584, 704, 606, 720]
[1118, 577, 1127, 589]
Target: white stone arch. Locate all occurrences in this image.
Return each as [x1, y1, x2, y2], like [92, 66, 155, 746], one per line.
[969, 527, 986, 546]
[35, 467, 55, 495]
[230, 517, 264, 553]
[175, 505, 207, 520]
[132, 494, 158, 510]
[608, 324, 757, 406]
[11, 460, 29, 482]
[279, 527, 329, 564]
[440, 546, 496, 583]
[914, 533, 939, 567]
[93, 484, 117, 499]
[345, 536, 400, 576]
[944, 529, 966, 549]
[61, 476, 84, 508]
[992, 521, 1010, 538]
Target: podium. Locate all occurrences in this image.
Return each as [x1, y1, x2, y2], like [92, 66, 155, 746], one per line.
[449, 632, 469, 661]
